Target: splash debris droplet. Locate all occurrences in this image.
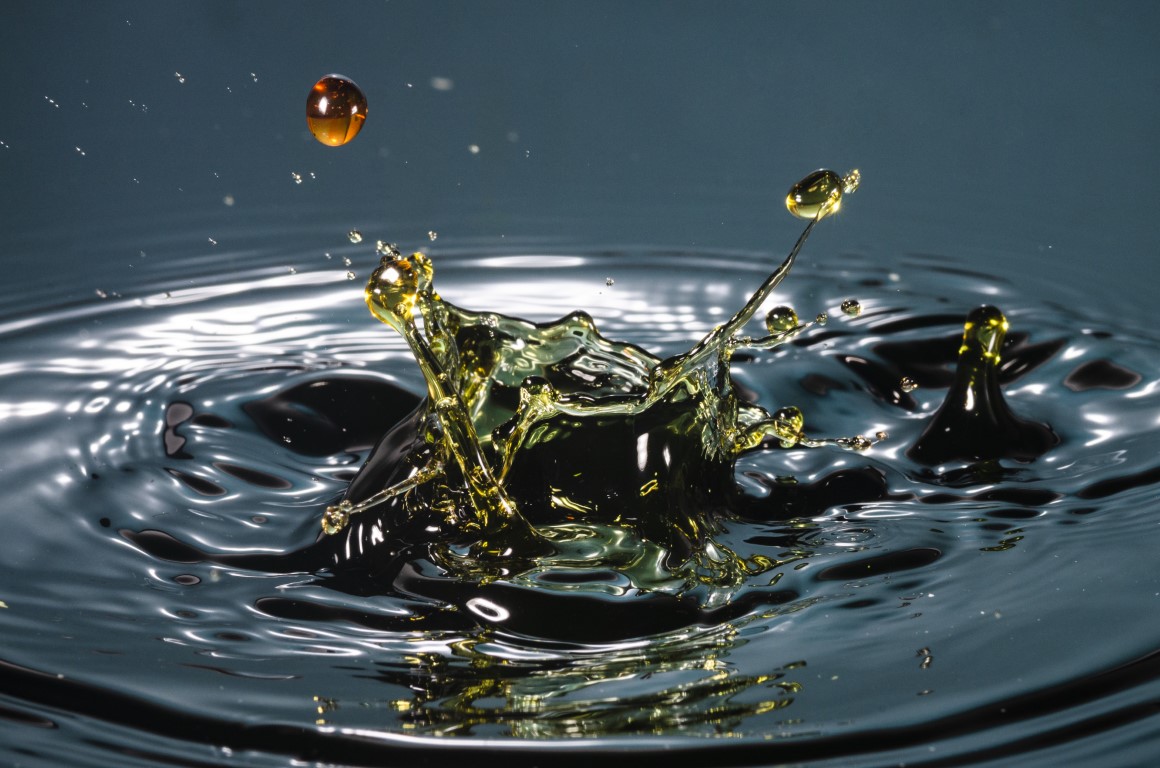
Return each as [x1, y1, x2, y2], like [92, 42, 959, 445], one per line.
[468, 144, 480, 155]
[291, 172, 303, 185]
[900, 376, 918, 393]
[430, 77, 454, 91]
[347, 229, 363, 244]
[306, 74, 367, 147]
[428, 231, 438, 242]
[840, 298, 862, 317]
[174, 72, 185, 84]
[786, 168, 859, 220]
[765, 305, 799, 334]
[815, 312, 828, 326]
[346, 271, 357, 280]
[376, 240, 401, 258]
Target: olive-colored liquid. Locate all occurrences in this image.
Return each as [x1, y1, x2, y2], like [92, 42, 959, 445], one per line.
[323, 170, 877, 587]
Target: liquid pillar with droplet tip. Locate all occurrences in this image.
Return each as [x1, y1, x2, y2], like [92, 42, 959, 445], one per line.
[306, 75, 367, 147]
[907, 305, 1058, 465]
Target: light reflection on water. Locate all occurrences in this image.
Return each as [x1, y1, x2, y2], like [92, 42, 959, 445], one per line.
[2, 235, 1160, 766]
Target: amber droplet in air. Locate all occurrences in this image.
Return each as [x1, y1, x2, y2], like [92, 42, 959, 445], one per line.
[306, 75, 367, 147]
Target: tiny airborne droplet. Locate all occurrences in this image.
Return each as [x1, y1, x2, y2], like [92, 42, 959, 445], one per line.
[306, 74, 367, 147]
[840, 299, 862, 317]
[348, 229, 363, 244]
[900, 377, 918, 393]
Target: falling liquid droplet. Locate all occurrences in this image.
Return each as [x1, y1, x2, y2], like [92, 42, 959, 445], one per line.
[840, 298, 862, 317]
[765, 305, 799, 334]
[347, 229, 363, 244]
[346, 271, 356, 280]
[605, 277, 615, 287]
[174, 72, 185, 84]
[900, 376, 918, 393]
[306, 74, 367, 147]
[428, 231, 438, 242]
[815, 312, 828, 326]
[291, 172, 302, 185]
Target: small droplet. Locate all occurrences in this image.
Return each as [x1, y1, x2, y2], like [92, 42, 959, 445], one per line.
[95, 289, 108, 299]
[288, 267, 297, 275]
[75, 146, 85, 156]
[772, 406, 804, 448]
[468, 144, 480, 155]
[222, 195, 235, 206]
[848, 435, 872, 452]
[321, 503, 350, 535]
[427, 230, 438, 241]
[306, 74, 367, 147]
[605, 277, 615, 287]
[342, 256, 352, 267]
[815, 312, 828, 326]
[840, 298, 862, 317]
[765, 305, 799, 334]
[786, 168, 859, 220]
[376, 240, 400, 258]
[842, 169, 861, 194]
[291, 172, 303, 184]
[347, 229, 363, 244]
[250, 72, 259, 83]
[207, 237, 217, 246]
[875, 430, 889, 441]
[175, 71, 185, 84]
[430, 76, 454, 91]
[346, 270, 357, 280]
[900, 376, 918, 393]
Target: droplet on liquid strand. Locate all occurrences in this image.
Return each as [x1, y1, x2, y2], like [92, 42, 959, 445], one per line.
[765, 305, 799, 334]
[306, 75, 367, 147]
[786, 168, 860, 220]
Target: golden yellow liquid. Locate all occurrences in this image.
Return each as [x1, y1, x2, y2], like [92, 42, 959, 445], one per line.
[326, 169, 872, 584]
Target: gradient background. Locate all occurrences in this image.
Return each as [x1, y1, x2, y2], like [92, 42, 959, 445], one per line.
[2, 1, 1158, 311]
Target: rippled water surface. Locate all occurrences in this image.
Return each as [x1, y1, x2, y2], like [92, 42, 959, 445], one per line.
[3, 232, 1160, 767]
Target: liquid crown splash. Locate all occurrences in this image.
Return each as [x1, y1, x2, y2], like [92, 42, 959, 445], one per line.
[322, 169, 874, 587]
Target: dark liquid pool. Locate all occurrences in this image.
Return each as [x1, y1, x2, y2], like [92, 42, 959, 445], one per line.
[3, 237, 1159, 767]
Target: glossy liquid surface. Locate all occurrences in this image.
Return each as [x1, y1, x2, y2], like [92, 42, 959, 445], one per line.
[2, 228, 1159, 766]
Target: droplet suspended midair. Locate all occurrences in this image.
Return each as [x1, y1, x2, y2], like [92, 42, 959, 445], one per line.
[840, 298, 862, 317]
[306, 75, 367, 147]
[786, 168, 860, 220]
